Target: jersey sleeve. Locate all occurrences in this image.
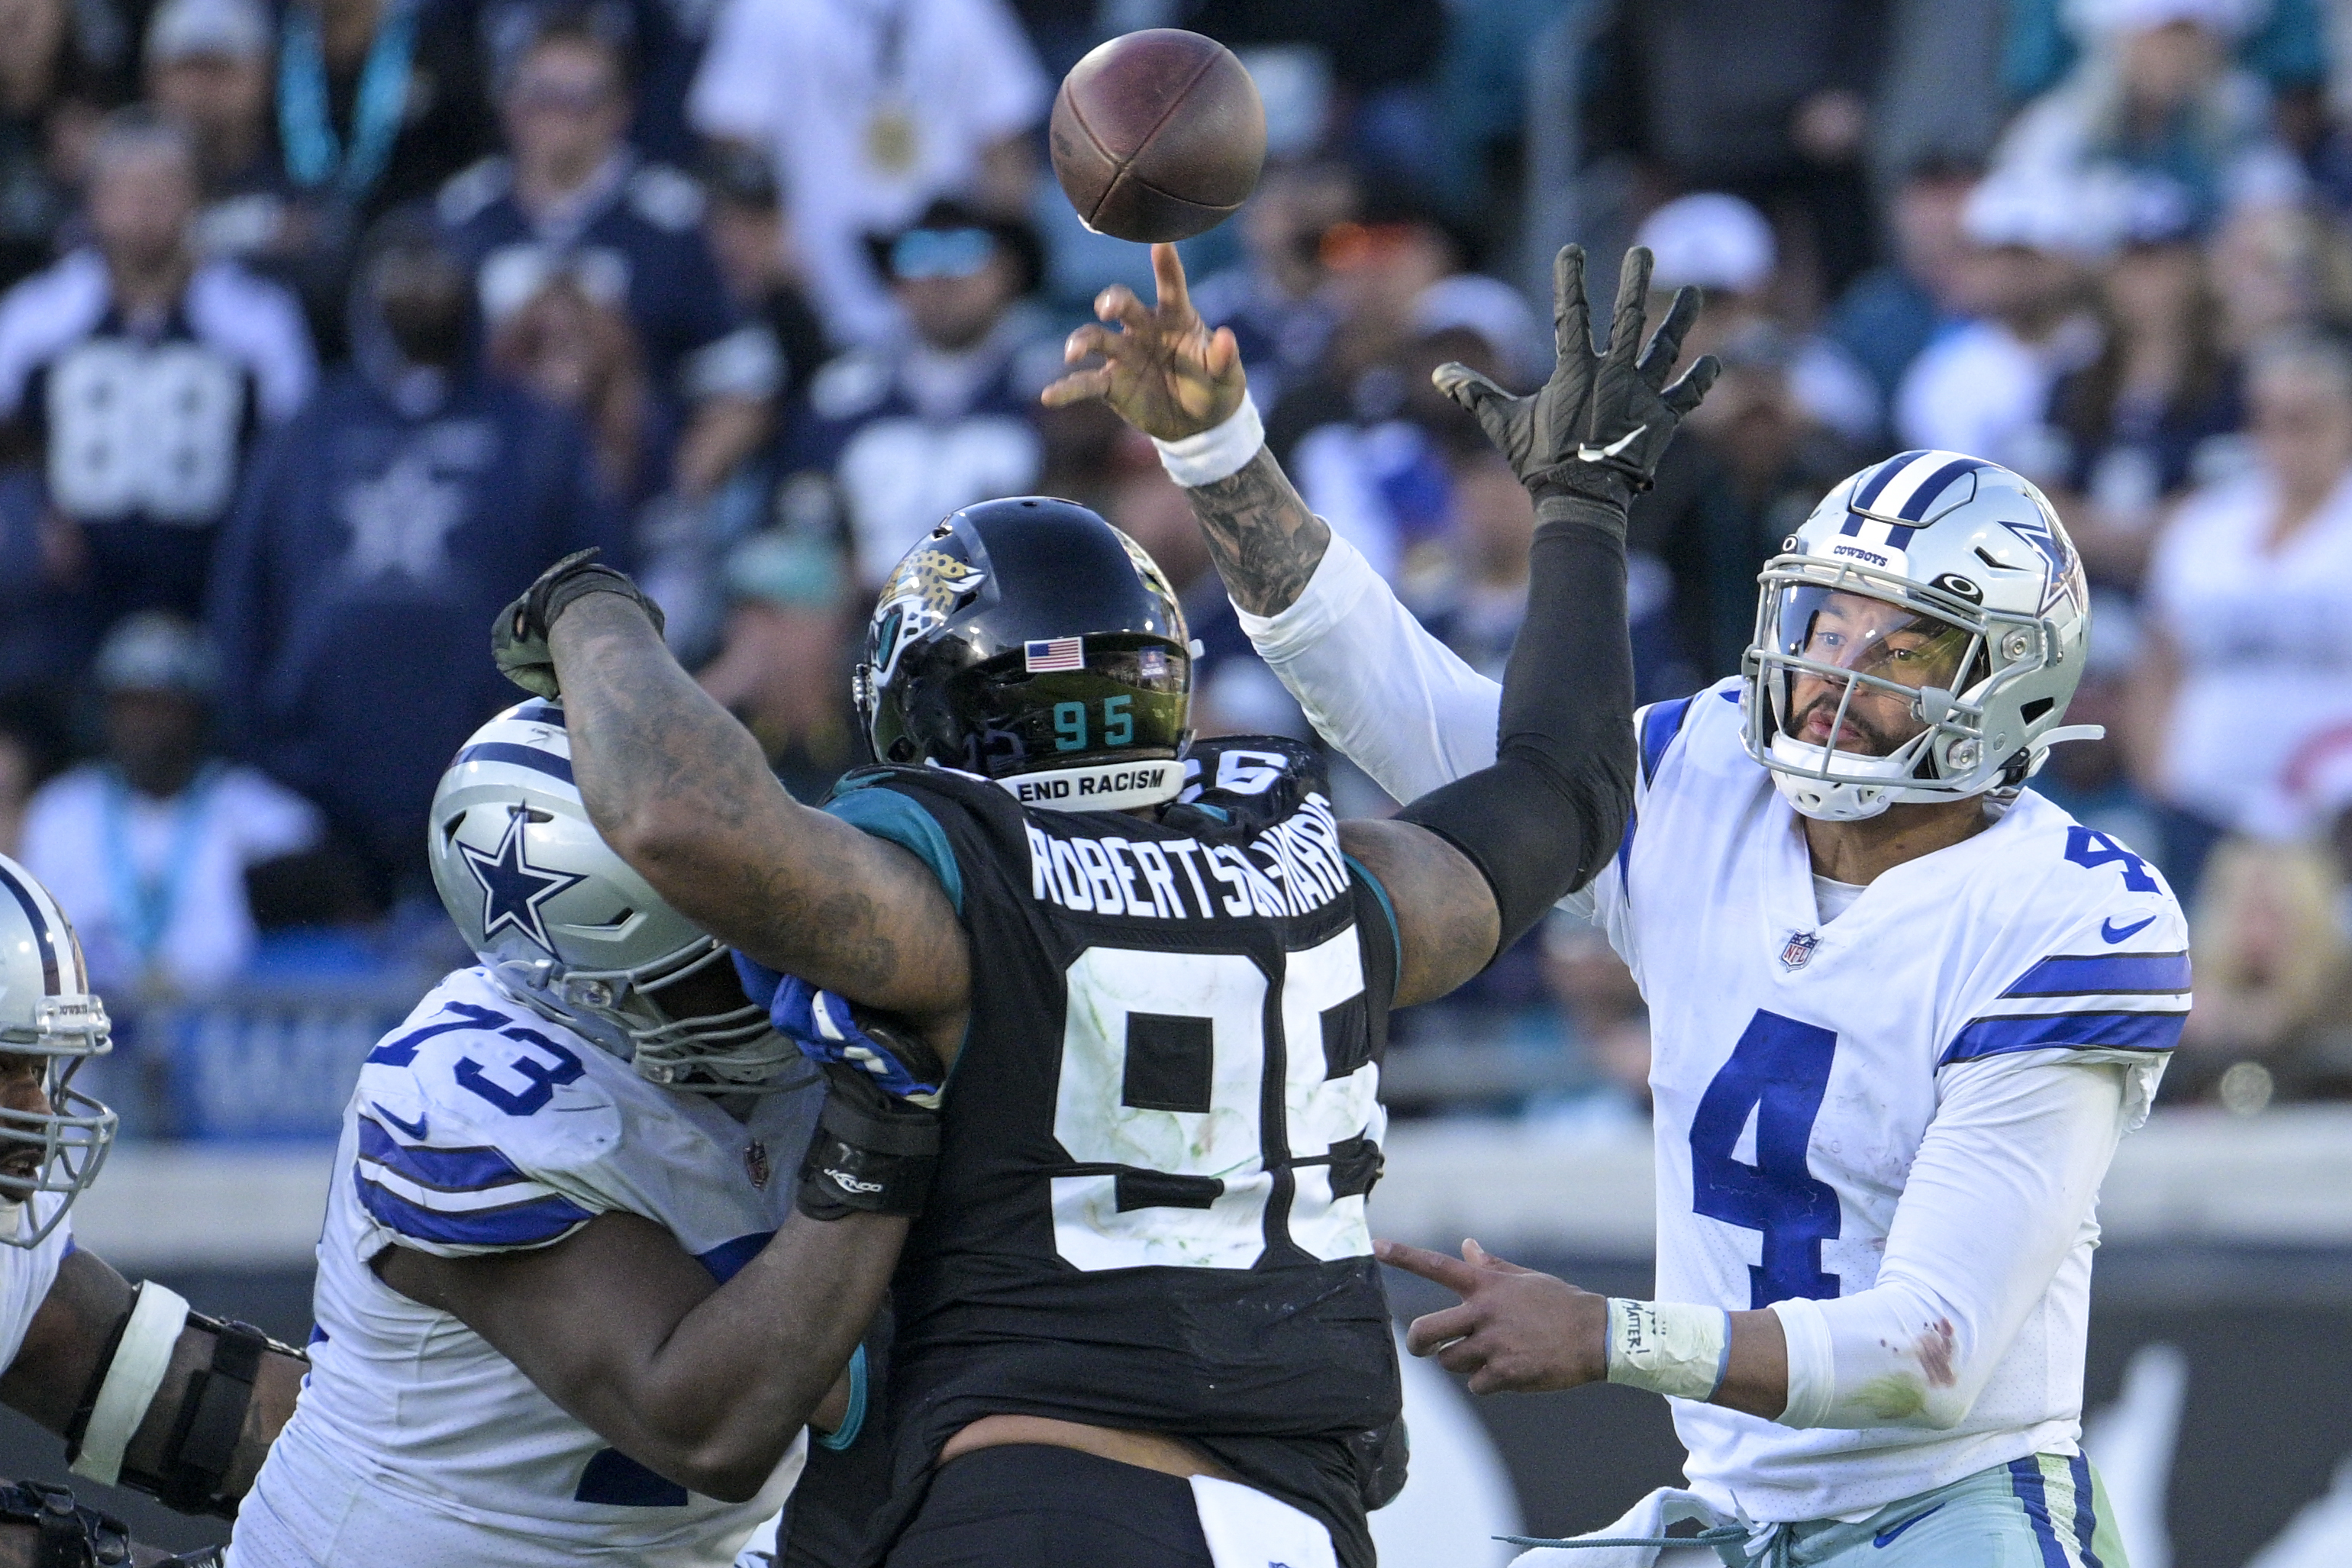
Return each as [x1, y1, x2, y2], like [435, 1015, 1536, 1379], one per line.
[1939, 897, 2189, 1130]
[348, 1005, 623, 1260]
[824, 782, 965, 915]
[1234, 532, 1503, 806]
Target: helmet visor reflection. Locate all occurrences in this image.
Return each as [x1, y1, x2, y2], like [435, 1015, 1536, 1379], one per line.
[1771, 586, 1980, 756]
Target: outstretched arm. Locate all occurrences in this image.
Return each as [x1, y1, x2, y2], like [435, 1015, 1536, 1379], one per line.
[528, 590, 968, 1054]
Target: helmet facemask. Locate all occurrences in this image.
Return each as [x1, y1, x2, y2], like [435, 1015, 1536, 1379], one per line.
[544, 938, 802, 1095]
[0, 982, 118, 1248]
[1745, 557, 2047, 821]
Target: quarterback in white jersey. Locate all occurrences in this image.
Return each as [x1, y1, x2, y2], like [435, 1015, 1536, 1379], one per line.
[1052, 244, 2176, 1566]
[230, 702, 911, 1568]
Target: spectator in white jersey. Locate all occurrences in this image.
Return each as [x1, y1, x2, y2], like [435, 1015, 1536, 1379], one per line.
[1064, 243, 2185, 1567]
[0, 110, 313, 636]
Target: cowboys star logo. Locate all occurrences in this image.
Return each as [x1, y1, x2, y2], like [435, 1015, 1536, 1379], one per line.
[460, 807, 586, 953]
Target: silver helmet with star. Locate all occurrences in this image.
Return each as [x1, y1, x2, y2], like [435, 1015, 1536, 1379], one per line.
[427, 701, 799, 1092]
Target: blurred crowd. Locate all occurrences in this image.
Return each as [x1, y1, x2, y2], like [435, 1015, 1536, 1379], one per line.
[5, 0, 2352, 1128]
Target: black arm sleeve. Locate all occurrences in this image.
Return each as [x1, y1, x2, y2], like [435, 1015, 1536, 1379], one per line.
[1393, 491, 1636, 953]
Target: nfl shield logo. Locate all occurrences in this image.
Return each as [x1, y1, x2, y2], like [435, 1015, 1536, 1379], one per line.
[744, 1141, 771, 1189]
[1779, 931, 1820, 970]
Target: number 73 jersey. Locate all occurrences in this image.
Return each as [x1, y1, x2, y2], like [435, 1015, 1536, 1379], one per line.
[1594, 681, 2186, 1510]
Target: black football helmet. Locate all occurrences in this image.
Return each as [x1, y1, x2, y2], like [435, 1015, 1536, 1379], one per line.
[855, 497, 1194, 810]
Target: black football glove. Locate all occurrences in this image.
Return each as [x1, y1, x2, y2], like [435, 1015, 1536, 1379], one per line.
[1434, 244, 1719, 519]
[797, 1056, 943, 1221]
[491, 548, 668, 699]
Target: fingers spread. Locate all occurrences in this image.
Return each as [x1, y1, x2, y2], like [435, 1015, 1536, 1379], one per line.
[1207, 324, 1240, 379]
[1661, 353, 1723, 417]
[1039, 367, 1115, 408]
[1605, 245, 1654, 369]
[1375, 1237, 1486, 1295]
[1151, 242, 1195, 320]
[1064, 322, 1119, 363]
[1552, 244, 1591, 363]
[1094, 284, 1153, 333]
[1637, 284, 1705, 391]
[1431, 363, 1521, 452]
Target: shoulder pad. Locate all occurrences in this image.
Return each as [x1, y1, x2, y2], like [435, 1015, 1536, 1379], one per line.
[1166, 737, 1330, 837]
[626, 163, 706, 232]
[808, 349, 894, 421]
[437, 158, 514, 227]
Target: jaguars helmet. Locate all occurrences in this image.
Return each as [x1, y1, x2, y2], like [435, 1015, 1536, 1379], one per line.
[856, 497, 1194, 811]
[0, 855, 115, 1247]
[427, 701, 802, 1092]
[1743, 449, 2098, 821]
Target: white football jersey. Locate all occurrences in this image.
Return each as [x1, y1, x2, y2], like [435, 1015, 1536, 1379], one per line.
[230, 968, 825, 1568]
[1592, 681, 2183, 1518]
[0, 1195, 73, 1373]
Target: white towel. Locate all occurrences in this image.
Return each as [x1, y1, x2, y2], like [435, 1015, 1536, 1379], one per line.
[1507, 1486, 1760, 1568]
[1189, 1475, 1341, 1568]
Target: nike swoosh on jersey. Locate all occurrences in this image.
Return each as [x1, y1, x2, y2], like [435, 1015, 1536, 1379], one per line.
[1576, 425, 1646, 461]
[370, 1103, 428, 1141]
[2101, 915, 2157, 943]
[1873, 1502, 1944, 1547]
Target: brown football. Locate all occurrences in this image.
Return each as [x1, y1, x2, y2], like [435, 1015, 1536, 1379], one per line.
[1049, 29, 1266, 244]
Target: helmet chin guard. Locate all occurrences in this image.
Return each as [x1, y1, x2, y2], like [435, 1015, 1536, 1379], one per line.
[1741, 450, 2097, 822]
[0, 855, 117, 1247]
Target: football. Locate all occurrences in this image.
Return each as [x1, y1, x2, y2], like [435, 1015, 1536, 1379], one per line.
[1048, 29, 1266, 244]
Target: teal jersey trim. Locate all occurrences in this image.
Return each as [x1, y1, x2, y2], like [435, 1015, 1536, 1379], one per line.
[826, 783, 964, 915]
[1344, 853, 1402, 978]
[814, 1344, 867, 1451]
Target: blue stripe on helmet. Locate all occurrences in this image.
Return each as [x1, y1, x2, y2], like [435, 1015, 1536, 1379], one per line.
[508, 702, 566, 728]
[0, 861, 60, 997]
[1852, 450, 1930, 510]
[453, 741, 576, 785]
[1895, 456, 1983, 521]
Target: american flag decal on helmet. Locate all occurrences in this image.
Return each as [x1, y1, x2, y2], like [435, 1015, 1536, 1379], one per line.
[1024, 637, 1085, 672]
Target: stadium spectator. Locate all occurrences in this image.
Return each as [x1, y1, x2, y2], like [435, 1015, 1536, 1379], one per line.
[2043, 199, 2241, 589]
[486, 269, 653, 496]
[1581, 0, 1887, 301]
[1531, 914, 1653, 1130]
[772, 198, 1057, 588]
[1895, 175, 2102, 473]
[1189, 161, 1357, 416]
[2207, 198, 2331, 353]
[1827, 158, 1981, 415]
[2173, 835, 2351, 1102]
[467, 0, 705, 164]
[695, 528, 857, 801]
[19, 613, 321, 1002]
[697, 142, 829, 414]
[440, 15, 779, 505]
[2134, 334, 2352, 884]
[274, 0, 495, 221]
[1992, 0, 2305, 234]
[688, 0, 1047, 347]
[206, 218, 622, 898]
[0, 0, 103, 294]
[0, 110, 313, 634]
[1637, 191, 1880, 444]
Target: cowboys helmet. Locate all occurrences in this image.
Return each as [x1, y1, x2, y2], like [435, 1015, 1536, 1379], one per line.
[0, 856, 115, 1247]
[1742, 449, 2097, 821]
[856, 497, 1194, 811]
[427, 701, 801, 1092]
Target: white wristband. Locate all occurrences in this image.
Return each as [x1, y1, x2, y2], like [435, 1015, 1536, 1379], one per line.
[1151, 397, 1264, 489]
[71, 1281, 190, 1486]
[1604, 1297, 1731, 1402]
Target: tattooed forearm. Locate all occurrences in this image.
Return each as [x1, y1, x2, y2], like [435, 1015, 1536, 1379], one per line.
[1185, 447, 1332, 617]
[544, 595, 970, 1030]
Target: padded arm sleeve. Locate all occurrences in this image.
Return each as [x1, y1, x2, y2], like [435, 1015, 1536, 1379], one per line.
[1771, 1054, 2130, 1431]
[1389, 494, 1636, 949]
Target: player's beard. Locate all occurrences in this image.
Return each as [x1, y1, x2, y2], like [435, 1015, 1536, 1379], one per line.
[1786, 687, 1918, 758]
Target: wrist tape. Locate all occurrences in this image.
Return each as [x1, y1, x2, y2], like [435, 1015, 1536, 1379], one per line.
[797, 1066, 940, 1221]
[1151, 398, 1263, 488]
[1604, 1298, 1731, 1401]
[66, 1281, 188, 1487]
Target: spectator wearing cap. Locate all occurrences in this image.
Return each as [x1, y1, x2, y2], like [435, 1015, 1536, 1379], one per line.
[1992, 0, 2305, 232]
[699, 143, 830, 416]
[695, 529, 858, 802]
[687, 0, 1047, 347]
[0, 110, 314, 634]
[772, 198, 1058, 589]
[440, 15, 780, 506]
[1635, 191, 1881, 444]
[1827, 158, 1983, 414]
[206, 218, 623, 897]
[1189, 163, 1359, 418]
[2040, 193, 2241, 588]
[2133, 334, 2352, 887]
[20, 613, 323, 1001]
[1894, 175, 2105, 469]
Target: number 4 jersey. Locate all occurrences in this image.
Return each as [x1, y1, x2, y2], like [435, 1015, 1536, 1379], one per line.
[1600, 680, 2186, 1521]
[229, 968, 824, 1568]
[824, 738, 1402, 1568]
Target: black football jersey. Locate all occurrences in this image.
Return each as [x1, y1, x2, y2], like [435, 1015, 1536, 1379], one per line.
[850, 737, 1403, 1568]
